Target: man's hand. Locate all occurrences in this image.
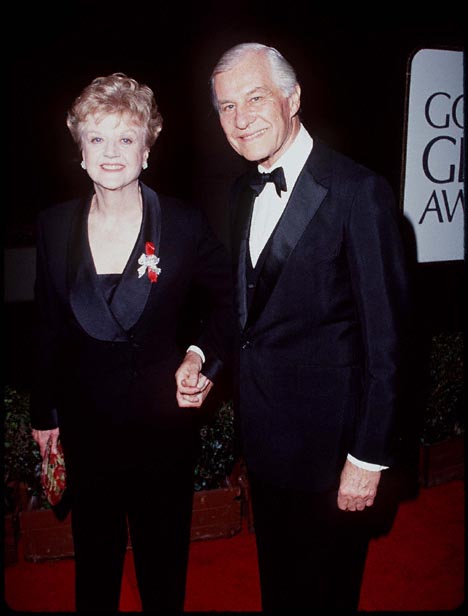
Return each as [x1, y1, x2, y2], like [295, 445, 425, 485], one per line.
[32, 428, 60, 459]
[337, 458, 381, 511]
[175, 351, 213, 408]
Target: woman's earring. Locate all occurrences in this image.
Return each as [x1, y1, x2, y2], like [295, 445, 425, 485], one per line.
[142, 161, 148, 170]
[80, 160, 86, 170]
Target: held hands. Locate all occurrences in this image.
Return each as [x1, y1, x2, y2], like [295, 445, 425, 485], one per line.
[32, 427, 60, 459]
[175, 351, 213, 409]
[337, 458, 381, 512]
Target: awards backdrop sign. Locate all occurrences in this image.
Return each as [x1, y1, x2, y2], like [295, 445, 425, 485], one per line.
[402, 48, 464, 263]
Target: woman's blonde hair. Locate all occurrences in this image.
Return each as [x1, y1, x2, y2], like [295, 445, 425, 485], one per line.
[66, 73, 163, 148]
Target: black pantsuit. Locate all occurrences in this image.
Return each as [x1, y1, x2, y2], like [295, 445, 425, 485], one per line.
[71, 429, 198, 613]
[31, 182, 233, 612]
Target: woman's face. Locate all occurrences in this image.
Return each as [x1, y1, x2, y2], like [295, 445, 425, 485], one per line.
[80, 112, 149, 191]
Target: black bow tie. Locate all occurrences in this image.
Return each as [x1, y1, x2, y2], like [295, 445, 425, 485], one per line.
[249, 166, 287, 197]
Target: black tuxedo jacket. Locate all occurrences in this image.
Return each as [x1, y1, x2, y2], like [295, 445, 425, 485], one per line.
[230, 139, 412, 492]
[31, 182, 233, 479]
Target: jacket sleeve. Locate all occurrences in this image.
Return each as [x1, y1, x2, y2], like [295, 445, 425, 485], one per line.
[29, 212, 61, 430]
[345, 174, 413, 466]
[191, 209, 235, 384]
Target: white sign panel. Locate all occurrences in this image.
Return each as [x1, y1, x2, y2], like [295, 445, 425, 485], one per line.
[402, 48, 464, 262]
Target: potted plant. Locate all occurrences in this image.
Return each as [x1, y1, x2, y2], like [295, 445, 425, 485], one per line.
[418, 331, 464, 487]
[191, 399, 245, 540]
[3, 385, 74, 563]
[4, 386, 43, 507]
[3, 385, 50, 563]
[4, 387, 244, 561]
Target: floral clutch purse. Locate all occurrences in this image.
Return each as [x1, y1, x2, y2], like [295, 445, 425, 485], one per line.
[41, 439, 67, 506]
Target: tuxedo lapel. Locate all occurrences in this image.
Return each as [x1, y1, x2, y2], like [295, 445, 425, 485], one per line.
[231, 183, 255, 329]
[245, 147, 329, 330]
[68, 182, 161, 341]
[68, 193, 127, 341]
[109, 183, 161, 331]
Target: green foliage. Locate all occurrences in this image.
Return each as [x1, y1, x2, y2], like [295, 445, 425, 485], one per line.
[4, 386, 236, 509]
[3, 386, 46, 510]
[194, 400, 236, 491]
[420, 332, 464, 445]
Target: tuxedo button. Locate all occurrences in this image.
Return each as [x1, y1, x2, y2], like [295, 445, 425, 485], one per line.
[247, 283, 255, 289]
[241, 340, 251, 350]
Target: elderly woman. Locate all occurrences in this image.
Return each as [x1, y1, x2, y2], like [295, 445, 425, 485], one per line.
[30, 73, 232, 613]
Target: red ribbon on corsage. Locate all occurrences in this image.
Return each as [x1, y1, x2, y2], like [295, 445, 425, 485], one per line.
[137, 241, 161, 283]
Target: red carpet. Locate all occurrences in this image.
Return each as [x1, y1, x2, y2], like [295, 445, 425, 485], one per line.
[3, 479, 464, 613]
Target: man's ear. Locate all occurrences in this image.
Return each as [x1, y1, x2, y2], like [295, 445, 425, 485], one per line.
[289, 84, 301, 117]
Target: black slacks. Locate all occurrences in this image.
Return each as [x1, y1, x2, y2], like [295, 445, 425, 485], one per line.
[249, 471, 377, 613]
[69, 429, 198, 614]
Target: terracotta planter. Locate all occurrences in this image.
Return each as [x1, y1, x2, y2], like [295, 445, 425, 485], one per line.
[191, 485, 243, 541]
[4, 513, 20, 566]
[419, 436, 465, 487]
[4, 482, 27, 566]
[19, 508, 74, 562]
[18, 482, 246, 562]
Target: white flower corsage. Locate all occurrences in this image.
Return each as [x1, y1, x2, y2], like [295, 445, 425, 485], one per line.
[138, 241, 161, 283]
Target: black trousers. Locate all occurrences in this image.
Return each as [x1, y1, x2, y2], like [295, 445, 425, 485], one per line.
[69, 429, 198, 614]
[249, 471, 381, 613]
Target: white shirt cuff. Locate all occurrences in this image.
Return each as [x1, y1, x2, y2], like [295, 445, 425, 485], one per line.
[187, 345, 205, 363]
[347, 453, 388, 471]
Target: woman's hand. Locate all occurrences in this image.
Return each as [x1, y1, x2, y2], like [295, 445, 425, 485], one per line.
[175, 351, 213, 408]
[32, 428, 60, 459]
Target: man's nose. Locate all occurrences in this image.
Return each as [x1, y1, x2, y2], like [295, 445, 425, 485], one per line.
[235, 107, 255, 130]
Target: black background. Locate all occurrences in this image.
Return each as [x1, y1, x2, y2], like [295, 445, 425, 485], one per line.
[6, 8, 464, 237]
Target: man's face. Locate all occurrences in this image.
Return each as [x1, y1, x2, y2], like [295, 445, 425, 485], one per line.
[214, 51, 300, 169]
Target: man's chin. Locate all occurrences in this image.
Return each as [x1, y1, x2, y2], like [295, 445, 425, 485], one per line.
[238, 147, 270, 164]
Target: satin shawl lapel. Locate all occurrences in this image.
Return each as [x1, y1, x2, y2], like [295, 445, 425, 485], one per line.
[231, 183, 255, 329]
[110, 183, 161, 331]
[245, 148, 329, 330]
[68, 182, 161, 341]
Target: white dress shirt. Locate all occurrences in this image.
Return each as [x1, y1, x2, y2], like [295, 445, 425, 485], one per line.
[249, 124, 387, 472]
[250, 124, 313, 266]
